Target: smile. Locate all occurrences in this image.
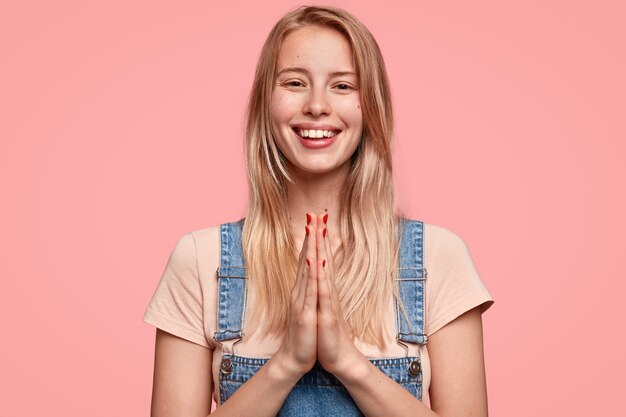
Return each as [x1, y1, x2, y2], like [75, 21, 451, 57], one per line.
[293, 128, 340, 139]
[292, 127, 340, 149]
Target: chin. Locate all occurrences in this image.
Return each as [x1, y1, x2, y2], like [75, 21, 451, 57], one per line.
[289, 160, 349, 178]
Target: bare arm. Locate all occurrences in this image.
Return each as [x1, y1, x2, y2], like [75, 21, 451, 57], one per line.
[150, 329, 309, 417]
[312, 213, 489, 416]
[333, 307, 489, 417]
[150, 216, 321, 417]
[150, 329, 212, 417]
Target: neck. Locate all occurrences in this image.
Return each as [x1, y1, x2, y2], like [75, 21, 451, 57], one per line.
[286, 164, 349, 251]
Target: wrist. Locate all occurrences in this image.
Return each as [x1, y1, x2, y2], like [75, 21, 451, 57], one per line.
[267, 351, 306, 386]
[331, 348, 371, 384]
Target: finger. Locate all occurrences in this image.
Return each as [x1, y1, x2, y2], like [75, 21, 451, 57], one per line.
[307, 214, 318, 262]
[318, 212, 335, 287]
[322, 215, 335, 284]
[302, 214, 318, 312]
[316, 213, 326, 264]
[303, 256, 318, 312]
[296, 258, 310, 309]
[317, 258, 333, 313]
[320, 214, 340, 309]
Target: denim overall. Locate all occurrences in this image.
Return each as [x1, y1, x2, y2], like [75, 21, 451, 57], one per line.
[214, 218, 428, 416]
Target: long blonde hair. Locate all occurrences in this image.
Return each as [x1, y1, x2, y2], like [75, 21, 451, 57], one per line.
[242, 5, 402, 348]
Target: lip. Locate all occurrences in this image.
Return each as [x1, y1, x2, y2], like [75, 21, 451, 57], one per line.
[291, 123, 341, 131]
[292, 127, 340, 149]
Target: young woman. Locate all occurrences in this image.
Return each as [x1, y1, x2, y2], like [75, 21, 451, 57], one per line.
[143, 6, 494, 417]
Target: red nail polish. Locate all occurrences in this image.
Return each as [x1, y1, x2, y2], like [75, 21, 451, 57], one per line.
[305, 226, 309, 236]
[306, 258, 310, 267]
[323, 213, 328, 224]
[322, 228, 327, 238]
[306, 213, 311, 224]
[322, 259, 326, 267]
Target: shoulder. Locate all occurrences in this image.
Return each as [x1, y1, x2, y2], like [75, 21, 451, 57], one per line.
[186, 218, 244, 256]
[183, 218, 245, 278]
[422, 221, 472, 261]
[156, 224, 221, 281]
[185, 225, 219, 255]
[419, 220, 480, 280]
[401, 218, 469, 256]
[415, 221, 494, 335]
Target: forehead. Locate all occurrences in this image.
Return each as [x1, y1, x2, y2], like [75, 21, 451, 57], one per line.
[276, 26, 355, 72]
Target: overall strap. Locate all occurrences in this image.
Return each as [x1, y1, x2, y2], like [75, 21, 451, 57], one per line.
[213, 219, 248, 343]
[395, 218, 428, 346]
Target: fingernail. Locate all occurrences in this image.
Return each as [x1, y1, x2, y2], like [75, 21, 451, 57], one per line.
[323, 213, 328, 224]
[305, 226, 309, 236]
[322, 259, 326, 268]
[322, 228, 327, 238]
[306, 213, 311, 224]
[306, 258, 310, 267]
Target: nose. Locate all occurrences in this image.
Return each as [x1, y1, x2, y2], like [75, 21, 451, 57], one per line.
[302, 87, 331, 117]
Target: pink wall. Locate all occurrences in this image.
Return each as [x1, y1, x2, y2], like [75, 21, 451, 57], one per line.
[1, 1, 624, 415]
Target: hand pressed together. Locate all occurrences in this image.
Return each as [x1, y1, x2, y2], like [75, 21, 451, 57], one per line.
[275, 213, 364, 381]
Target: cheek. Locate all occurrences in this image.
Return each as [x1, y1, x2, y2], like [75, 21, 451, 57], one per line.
[270, 91, 300, 127]
[337, 99, 363, 132]
[269, 93, 284, 128]
[269, 93, 296, 155]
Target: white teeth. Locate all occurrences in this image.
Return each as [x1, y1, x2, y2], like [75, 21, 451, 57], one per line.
[297, 129, 338, 139]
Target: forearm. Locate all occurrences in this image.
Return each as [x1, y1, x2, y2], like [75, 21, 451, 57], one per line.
[335, 356, 439, 417]
[209, 354, 300, 417]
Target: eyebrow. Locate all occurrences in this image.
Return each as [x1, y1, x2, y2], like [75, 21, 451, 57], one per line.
[276, 67, 357, 78]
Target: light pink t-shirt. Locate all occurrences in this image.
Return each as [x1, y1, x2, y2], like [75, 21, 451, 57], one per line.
[143, 221, 494, 405]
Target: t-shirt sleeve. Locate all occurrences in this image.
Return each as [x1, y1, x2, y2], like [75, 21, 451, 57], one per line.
[425, 226, 494, 336]
[142, 232, 210, 348]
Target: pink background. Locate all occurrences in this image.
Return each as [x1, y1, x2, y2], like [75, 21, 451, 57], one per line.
[1, 0, 624, 415]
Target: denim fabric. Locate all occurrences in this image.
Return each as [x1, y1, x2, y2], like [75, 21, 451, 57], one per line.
[396, 219, 428, 345]
[214, 218, 427, 415]
[214, 222, 247, 342]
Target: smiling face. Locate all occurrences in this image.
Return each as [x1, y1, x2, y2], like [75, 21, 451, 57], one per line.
[270, 25, 363, 177]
